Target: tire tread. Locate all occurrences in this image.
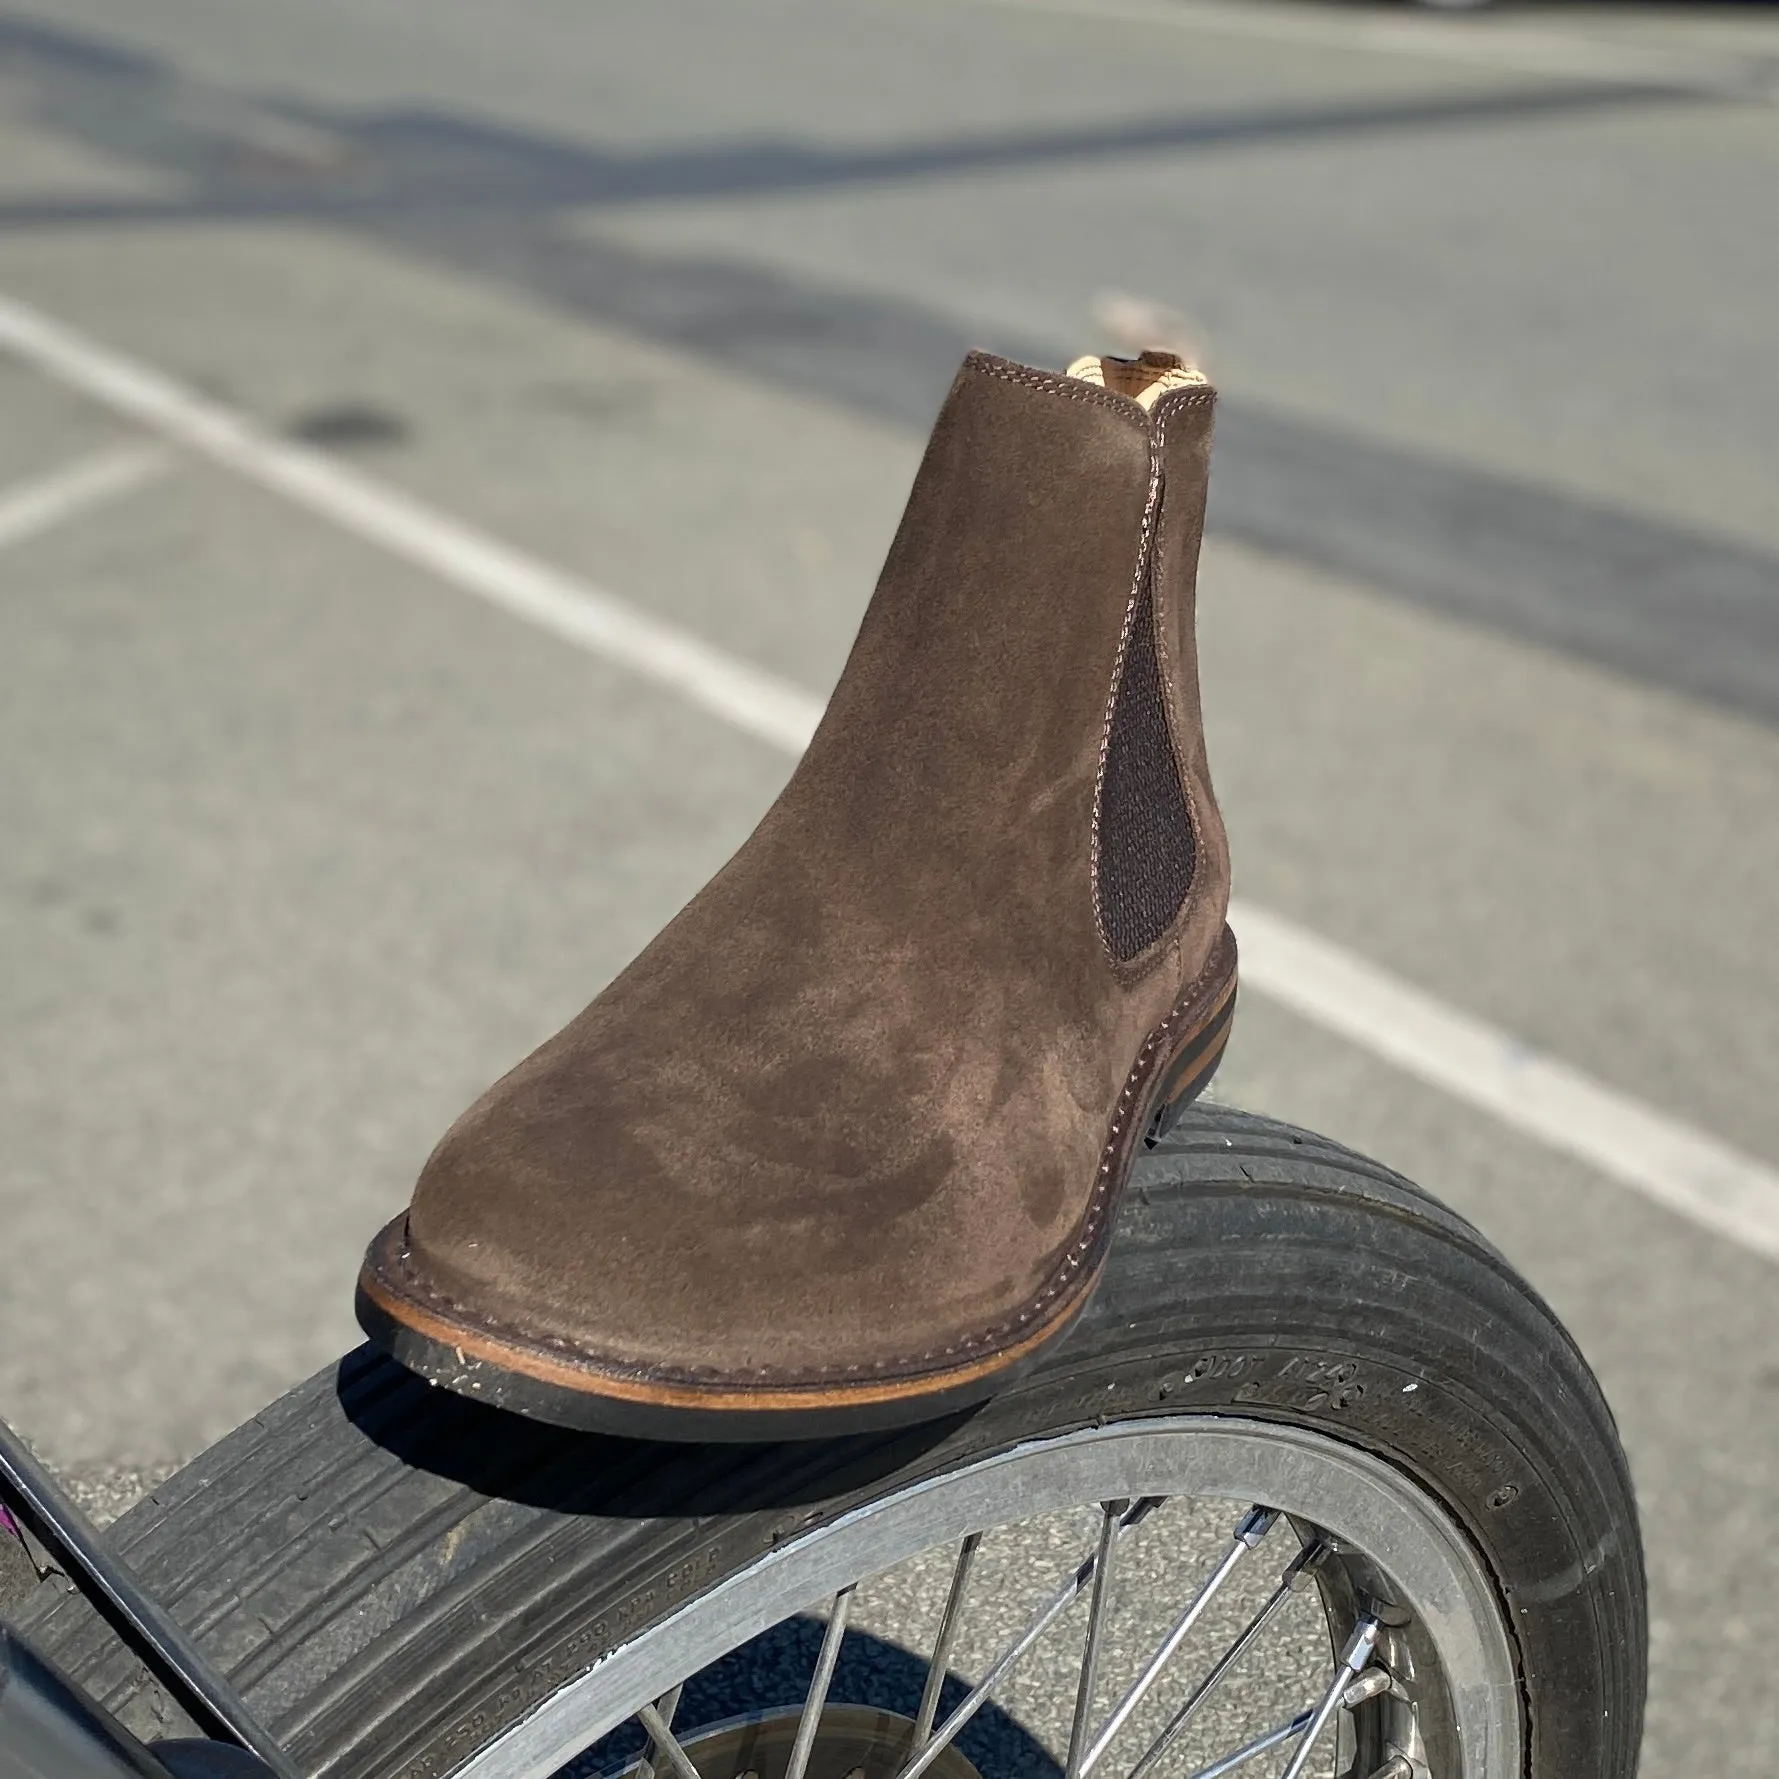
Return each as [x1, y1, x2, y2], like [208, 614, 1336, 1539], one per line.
[13, 1104, 1643, 1779]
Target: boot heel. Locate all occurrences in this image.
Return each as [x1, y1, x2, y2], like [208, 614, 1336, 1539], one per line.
[1144, 978, 1237, 1147]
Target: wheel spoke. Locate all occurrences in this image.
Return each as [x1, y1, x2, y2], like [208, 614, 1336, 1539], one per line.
[784, 1586, 856, 1779]
[1362, 1758, 1415, 1779]
[1080, 1506, 1277, 1774]
[1180, 1709, 1313, 1779]
[635, 1703, 704, 1779]
[913, 1534, 981, 1750]
[1175, 1659, 1388, 1779]
[1125, 1537, 1330, 1779]
[1277, 1619, 1383, 1779]
[890, 1499, 1162, 1779]
[1065, 1501, 1129, 1779]
[636, 1684, 684, 1779]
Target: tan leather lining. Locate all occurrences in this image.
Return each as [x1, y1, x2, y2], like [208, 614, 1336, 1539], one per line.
[1067, 350, 1208, 410]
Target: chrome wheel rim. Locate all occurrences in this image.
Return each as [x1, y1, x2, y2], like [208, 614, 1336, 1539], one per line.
[455, 1417, 1521, 1779]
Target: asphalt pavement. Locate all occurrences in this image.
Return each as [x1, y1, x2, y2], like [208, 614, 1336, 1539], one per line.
[1, 2, 1776, 1774]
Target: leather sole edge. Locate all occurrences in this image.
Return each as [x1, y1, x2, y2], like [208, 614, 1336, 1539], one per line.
[355, 929, 1238, 1440]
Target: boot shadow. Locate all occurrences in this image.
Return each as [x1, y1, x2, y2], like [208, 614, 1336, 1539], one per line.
[333, 1345, 977, 1515]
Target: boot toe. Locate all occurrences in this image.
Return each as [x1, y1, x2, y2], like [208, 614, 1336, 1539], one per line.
[356, 1069, 1075, 1436]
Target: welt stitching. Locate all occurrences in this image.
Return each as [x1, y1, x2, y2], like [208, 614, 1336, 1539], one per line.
[387, 942, 1234, 1388]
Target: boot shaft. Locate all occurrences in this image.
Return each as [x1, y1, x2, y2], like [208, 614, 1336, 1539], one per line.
[792, 351, 1225, 977]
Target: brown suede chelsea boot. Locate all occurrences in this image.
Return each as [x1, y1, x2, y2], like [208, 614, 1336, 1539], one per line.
[357, 349, 1237, 1439]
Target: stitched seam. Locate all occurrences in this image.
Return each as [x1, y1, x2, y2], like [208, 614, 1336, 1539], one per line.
[1090, 433, 1165, 964]
[388, 940, 1235, 1389]
[975, 359, 1201, 974]
[967, 352, 1148, 420]
[1152, 397, 1204, 950]
[1110, 393, 1212, 980]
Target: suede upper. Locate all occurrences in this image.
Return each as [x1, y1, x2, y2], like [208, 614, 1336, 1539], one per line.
[394, 352, 1230, 1387]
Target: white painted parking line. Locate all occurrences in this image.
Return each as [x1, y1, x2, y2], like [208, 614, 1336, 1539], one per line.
[1230, 902, 1779, 1263]
[0, 299, 821, 757]
[0, 443, 170, 555]
[3, 288, 1777, 1264]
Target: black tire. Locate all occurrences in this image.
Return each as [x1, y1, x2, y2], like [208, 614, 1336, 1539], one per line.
[15, 1105, 1645, 1779]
